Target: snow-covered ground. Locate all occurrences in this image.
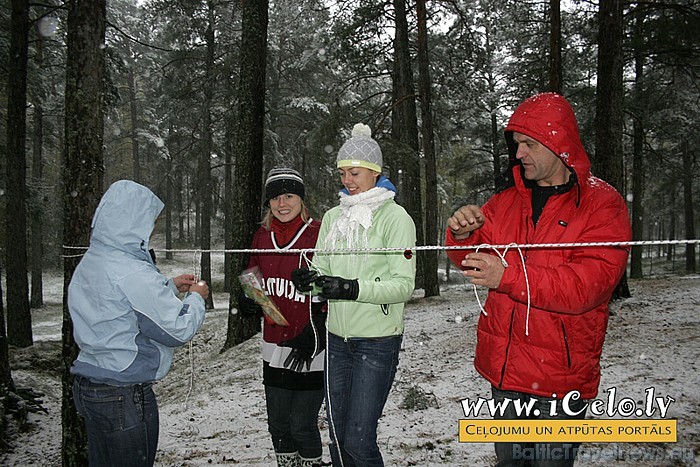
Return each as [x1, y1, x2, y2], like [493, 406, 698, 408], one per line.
[1, 254, 699, 466]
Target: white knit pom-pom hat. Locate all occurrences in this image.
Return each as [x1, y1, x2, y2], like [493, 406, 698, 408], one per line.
[336, 123, 382, 172]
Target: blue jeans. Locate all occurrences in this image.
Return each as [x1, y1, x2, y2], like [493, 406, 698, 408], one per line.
[265, 385, 324, 458]
[492, 387, 588, 467]
[73, 376, 159, 466]
[325, 333, 402, 467]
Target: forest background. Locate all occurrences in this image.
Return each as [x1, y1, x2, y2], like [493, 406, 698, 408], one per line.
[0, 0, 698, 463]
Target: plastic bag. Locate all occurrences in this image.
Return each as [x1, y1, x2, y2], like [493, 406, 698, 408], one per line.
[238, 266, 290, 326]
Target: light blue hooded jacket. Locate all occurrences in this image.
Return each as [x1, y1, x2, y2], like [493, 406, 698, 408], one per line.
[69, 180, 206, 385]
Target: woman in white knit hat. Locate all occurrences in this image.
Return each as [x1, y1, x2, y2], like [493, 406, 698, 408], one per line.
[239, 167, 327, 467]
[292, 124, 417, 467]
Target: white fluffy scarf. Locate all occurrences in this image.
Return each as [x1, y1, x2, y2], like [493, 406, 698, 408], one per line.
[323, 187, 395, 257]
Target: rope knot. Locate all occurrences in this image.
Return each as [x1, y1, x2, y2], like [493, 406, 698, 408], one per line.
[470, 243, 532, 336]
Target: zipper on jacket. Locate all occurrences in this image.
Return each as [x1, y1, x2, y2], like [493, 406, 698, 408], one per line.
[343, 304, 348, 342]
[561, 322, 571, 368]
[498, 306, 517, 388]
[525, 218, 532, 262]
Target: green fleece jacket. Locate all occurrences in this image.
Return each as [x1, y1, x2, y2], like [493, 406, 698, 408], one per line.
[312, 198, 416, 339]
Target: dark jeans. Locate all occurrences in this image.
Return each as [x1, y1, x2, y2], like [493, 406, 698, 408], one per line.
[73, 376, 159, 467]
[265, 385, 324, 458]
[492, 387, 588, 467]
[326, 333, 402, 467]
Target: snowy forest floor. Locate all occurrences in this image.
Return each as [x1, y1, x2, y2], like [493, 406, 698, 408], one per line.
[1, 260, 699, 466]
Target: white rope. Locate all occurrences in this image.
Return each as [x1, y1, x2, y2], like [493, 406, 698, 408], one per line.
[471, 243, 532, 336]
[325, 322, 345, 467]
[184, 249, 202, 408]
[297, 250, 321, 360]
[62, 238, 700, 257]
[294, 250, 345, 466]
[62, 253, 87, 258]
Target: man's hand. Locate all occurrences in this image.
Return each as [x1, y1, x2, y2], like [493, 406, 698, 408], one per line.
[188, 280, 210, 300]
[448, 205, 485, 240]
[291, 268, 318, 292]
[315, 276, 359, 300]
[462, 252, 504, 289]
[173, 274, 196, 293]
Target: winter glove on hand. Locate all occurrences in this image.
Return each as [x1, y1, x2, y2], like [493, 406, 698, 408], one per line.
[279, 313, 326, 357]
[315, 275, 359, 300]
[291, 268, 318, 293]
[279, 301, 328, 373]
[238, 292, 263, 318]
[283, 348, 311, 372]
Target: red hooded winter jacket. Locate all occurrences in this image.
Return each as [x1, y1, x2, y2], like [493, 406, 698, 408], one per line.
[446, 93, 632, 400]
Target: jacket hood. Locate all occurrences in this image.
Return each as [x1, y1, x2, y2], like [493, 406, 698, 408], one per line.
[90, 180, 164, 257]
[499, 92, 591, 192]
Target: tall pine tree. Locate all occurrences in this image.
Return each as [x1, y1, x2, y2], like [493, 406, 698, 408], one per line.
[61, 0, 106, 462]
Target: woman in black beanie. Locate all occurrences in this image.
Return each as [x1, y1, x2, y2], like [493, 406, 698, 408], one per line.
[238, 167, 326, 467]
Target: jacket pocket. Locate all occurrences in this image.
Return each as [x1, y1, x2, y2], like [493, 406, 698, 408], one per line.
[375, 276, 389, 315]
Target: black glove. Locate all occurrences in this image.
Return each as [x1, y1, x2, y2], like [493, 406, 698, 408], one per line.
[238, 292, 263, 318]
[283, 348, 311, 372]
[279, 306, 327, 356]
[315, 275, 359, 300]
[291, 268, 318, 293]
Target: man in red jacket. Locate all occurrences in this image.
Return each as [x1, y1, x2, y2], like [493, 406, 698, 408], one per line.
[446, 92, 631, 466]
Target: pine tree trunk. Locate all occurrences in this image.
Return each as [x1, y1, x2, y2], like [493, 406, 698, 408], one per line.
[221, 0, 239, 296]
[630, 10, 645, 279]
[199, 1, 216, 310]
[30, 35, 45, 309]
[666, 193, 676, 262]
[165, 164, 173, 261]
[682, 142, 696, 273]
[392, 0, 423, 288]
[223, 56, 237, 294]
[62, 0, 107, 463]
[165, 124, 174, 260]
[548, 0, 562, 93]
[416, 0, 439, 297]
[594, 0, 624, 185]
[223, 0, 268, 350]
[6, 0, 33, 348]
[128, 68, 141, 183]
[224, 132, 234, 293]
[0, 257, 15, 396]
[176, 170, 185, 244]
[595, 0, 630, 299]
[0, 253, 14, 445]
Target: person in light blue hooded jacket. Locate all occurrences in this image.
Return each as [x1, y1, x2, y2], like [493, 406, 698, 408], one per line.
[69, 179, 209, 467]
